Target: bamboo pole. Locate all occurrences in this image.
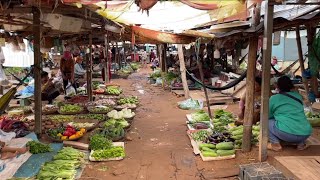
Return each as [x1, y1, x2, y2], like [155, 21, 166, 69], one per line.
[242, 3, 261, 152]
[177, 44, 190, 99]
[116, 42, 119, 70]
[307, 25, 318, 98]
[104, 34, 109, 83]
[159, 45, 163, 71]
[163, 43, 168, 72]
[197, 60, 213, 119]
[33, 7, 42, 135]
[259, 2, 274, 162]
[87, 33, 93, 101]
[296, 27, 310, 104]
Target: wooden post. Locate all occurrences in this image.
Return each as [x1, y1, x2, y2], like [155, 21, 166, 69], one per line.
[307, 25, 318, 97]
[104, 34, 109, 83]
[87, 33, 93, 101]
[259, 2, 274, 162]
[115, 42, 119, 70]
[197, 60, 213, 119]
[177, 44, 190, 98]
[163, 43, 168, 72]
[158, 45, 163, 71]
[33, 7, 42, 135]
[296, 27, 310, 104]
[242, 3, 261, 152]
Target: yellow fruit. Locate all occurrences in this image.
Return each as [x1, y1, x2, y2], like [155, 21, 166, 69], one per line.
[80, 128, 86, 133]
[57, 133, 63, 137]
[69, 135, 77, 140]
[61, 136, 68, 140]
[76, 131, 83, 137]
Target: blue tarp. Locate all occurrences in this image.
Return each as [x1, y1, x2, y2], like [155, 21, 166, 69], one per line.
[13, 133, 63, 178]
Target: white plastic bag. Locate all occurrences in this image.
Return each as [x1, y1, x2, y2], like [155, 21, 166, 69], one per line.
[66, 85, 76, 96]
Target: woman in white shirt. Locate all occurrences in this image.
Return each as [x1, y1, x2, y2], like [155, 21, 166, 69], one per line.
[74, 56, 86, 77]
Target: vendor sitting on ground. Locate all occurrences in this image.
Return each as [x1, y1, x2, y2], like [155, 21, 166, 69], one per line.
[268, 76, 312, 151]
[0, 141, 28, 160]
[41, 71, 60, 104]
[236, 77, 263, 125]
[74, 56, 86, 78]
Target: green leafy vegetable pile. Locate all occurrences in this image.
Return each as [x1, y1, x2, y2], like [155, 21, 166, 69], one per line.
[91, 146, 125, 160]
[191, 110, 210, 122]
[117, 96, 139, 105]
[191, 130, 211, 142]
[212, 110, 235, 132]
[37, 147, 84, 180]
[27, 141, 52, 154]
[89, 134, 113, 150]
[60, 104, 83, 113]
[77, 114, 105, 121]
[106, 86, 123, 95]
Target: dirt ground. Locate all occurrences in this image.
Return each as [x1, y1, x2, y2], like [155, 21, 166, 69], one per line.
[80, 67, 320, 180]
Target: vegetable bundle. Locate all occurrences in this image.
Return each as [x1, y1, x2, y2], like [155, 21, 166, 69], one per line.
[191, 110, 210, 122]
[191, 130, 211, 142]
[229, 125, 260, 149]
[212, 109, 235, 133]
[37, 147, 84, 180]
[27, 141, 52, 154]
[89, 134, 113, 150]
[117, 96, 139, 105]
[199, 142, 235, 157]
[60, 104, 83, 113]
[91, 146, 125, 160]
[106, 86, 122, 95]
[107, 108, 135, 119]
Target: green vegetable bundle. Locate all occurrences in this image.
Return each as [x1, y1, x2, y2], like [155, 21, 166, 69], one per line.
[27, 141, 52, 154]
[106, 86, 122, 95]
[199, 142, 235, 157]
[48, 115, 75, 122]
[191, 130, 211, 142]
[60, 104, 83, 113]
[229, 125, 260, 148]
[90, 134, 113, 150]
[191, 110, 210, 122]
[91, 146, 125, 160]
[117, 96, 139, 105]
[130, 63, 140, 71]
[53, 147, 84, 161]
[77, 114, 105, 121]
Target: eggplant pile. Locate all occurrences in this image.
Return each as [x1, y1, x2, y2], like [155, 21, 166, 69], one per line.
[206, 132, 235, 145]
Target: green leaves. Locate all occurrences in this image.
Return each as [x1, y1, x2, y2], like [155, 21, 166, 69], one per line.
[27, 141, 52, 154]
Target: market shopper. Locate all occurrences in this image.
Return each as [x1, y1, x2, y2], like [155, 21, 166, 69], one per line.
[74, 56, 86, 77]
[236, 77, 263, 125]
[268, 76, 312, 151]
[60, 51, 76, 95]
[41, 71, 60, 104]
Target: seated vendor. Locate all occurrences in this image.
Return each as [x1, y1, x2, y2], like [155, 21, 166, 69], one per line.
[74, 56, 86, 77]
[41, 71, 60, 104]
[268, 76, 312, 151]
[236, 77, 263, 125]
[0, 141, 28, 160]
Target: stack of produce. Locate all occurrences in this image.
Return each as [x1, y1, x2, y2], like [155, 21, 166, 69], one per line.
[47, 125, 86, 141]
[37, 147, 84, 180]
[188, 110, 211, 129]
[27, 141, 52, 154]
[199, 142, 235, 157]
[229, 125, 260, 149]
[205, 132, 235, 145]
[212, 109, 234, 132]
[66, 96, 89, 104]
[130, 62, 140, 71]
[67, 122, 96, 130]
[115, 103, 137, 110]
[91, 146, 125, 160]
[59, 104, 83, 114]
[76, 114, 105, 121]
[93, 88, 105, 94]
[305, 111, 320, 127]
[107, 108, 135, 119]
[48, 115, 75, 122]
[191, 130, 211, 142]
[87, 99, 116, 107]
[117, 96, 139, 105]
[106, 86, 122, 95]
[89, 134, 113, 150]
[99, 118, 129, 140]
[150, 71, 161, 80]
[42, 105, 58, 114]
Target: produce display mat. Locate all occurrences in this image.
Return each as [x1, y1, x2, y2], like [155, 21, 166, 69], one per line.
[89, 142, 125, 162]
[199, 153, 235, 162]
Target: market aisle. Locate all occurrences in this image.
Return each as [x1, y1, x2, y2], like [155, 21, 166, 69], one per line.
[81, 68, 202, 180]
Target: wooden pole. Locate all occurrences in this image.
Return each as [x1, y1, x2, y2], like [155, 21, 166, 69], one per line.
[242, 3, 261, 152]
[87, 33, 93, 101]
[163, 43, 168, 72]
[159, 45, 163, 71]
[115, 42, 119, 70]
[307, 25, 318, 97]
[259, 1, 274, 162]
[197, 60, 213, 119]
[296, 27, 310, 104]
[177, 44, 190, 99]
[33, 7, 42, 135]
[104, 34, 109, 83]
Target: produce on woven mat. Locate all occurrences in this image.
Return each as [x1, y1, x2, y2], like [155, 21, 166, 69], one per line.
[27, 140, 52, 154]
[91, 146, 125, 160]
[106, 86, 122, 95]
[107, 108, 135, 119]
[115, 103, 137, 110]
[77, 114, 105, 121]
[89, 134, 113, 150]
[191, 130, 211, 142]
[37, 147, 84, 179]
[117, 96, 139, 105]
[88, 105, 112, 113]
[60, 104, 83, 113]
